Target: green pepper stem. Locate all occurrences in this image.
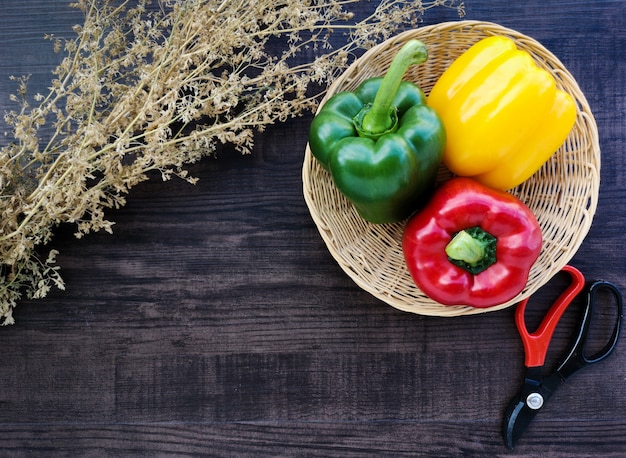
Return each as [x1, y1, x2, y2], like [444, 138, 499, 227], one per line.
[360, 39, 428, 135]
[445, 227, 497, 275]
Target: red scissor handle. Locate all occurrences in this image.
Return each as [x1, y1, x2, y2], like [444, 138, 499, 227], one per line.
[515, 265, 586, 368]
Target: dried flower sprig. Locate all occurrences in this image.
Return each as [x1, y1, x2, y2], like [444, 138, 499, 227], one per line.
[0, 0, 464, 324]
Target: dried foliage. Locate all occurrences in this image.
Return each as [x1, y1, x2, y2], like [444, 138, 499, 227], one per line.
[0, 0, 464, 324]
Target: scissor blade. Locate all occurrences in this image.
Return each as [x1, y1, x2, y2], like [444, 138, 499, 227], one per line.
[502, 395, 540, 449]
[503, 372, 562, 449]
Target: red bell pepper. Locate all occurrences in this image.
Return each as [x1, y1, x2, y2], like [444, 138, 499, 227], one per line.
[402, 177, 542, 308]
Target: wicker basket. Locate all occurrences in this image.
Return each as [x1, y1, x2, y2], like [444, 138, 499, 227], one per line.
[302, 21, 600, 317]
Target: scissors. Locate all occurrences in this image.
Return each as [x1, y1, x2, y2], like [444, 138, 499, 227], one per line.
[502, 264, 623, 449]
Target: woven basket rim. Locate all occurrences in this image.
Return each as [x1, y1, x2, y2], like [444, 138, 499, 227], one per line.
[302, 20, 600, 317]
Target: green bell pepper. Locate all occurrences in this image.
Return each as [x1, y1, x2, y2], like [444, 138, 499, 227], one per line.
[308, 39, 445, 223]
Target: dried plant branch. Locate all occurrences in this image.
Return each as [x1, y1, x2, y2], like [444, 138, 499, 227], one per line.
[0, 0, 464, 324]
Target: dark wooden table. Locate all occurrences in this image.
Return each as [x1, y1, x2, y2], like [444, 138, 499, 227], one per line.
[1, 1, 625, 456]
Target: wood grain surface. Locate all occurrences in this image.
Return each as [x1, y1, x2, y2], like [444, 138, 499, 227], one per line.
[1, 0, 625, 456]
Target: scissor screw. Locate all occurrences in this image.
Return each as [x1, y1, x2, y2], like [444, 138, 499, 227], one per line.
[526, 392, 544, 410]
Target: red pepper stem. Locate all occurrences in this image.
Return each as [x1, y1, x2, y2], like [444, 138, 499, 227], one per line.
[445, 227, 497, 275]
[359, 39, 428, 136]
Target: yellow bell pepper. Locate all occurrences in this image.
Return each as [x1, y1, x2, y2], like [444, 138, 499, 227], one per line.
[427, 36, 576, 190]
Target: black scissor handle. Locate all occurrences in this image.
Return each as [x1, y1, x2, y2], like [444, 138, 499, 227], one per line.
[556, 280, 623, 380]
